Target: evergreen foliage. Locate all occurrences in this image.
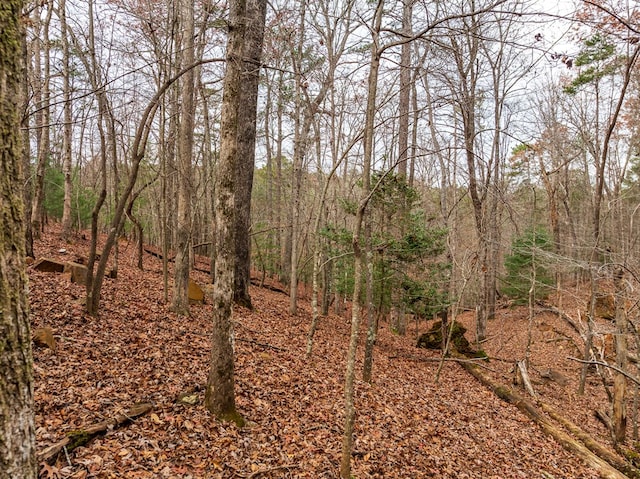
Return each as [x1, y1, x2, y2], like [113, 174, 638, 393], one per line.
[43, 165, 97, 228]
[563, 34, 618, 95]
[502, 228, 555, 303]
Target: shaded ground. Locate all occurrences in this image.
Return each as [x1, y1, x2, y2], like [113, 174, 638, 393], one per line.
[30, 227, 613, 478]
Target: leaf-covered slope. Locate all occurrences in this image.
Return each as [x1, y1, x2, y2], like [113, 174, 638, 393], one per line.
[30, 228, 600, 478]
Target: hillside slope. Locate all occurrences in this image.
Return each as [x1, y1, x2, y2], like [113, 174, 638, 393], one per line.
[30, 228, 606, 478]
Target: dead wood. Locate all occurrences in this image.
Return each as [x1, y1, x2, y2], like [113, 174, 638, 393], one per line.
[250, 278, 287, 295]
[37, 402, 152, 465]
[596, 409, 614, 435]
[33, 327, 57, 352]
[143, 246, 175, 262]
[538, 304, 583, 336]
[540, 369, 569, 387]
[516, 360, 537, 398]
[568, 357, 640, 387]
[539, 403, 640, 479]
[460, 361, 633, 479]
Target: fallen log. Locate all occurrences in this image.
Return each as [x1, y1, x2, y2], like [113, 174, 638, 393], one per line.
[460, 361, 632, 479]
[37, 402, 152, 465]
[538, 304, 583, 336]
[539, 402, 640, 479]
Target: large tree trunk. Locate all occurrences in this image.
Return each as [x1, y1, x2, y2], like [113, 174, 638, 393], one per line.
[171, 0, 196, 316]
[233, 0, 267, 309]
[204, 0, 247, 426]
[0, 2, 37, 477]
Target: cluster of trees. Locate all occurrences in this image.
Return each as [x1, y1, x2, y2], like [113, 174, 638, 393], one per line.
[3, 0, 640, 476]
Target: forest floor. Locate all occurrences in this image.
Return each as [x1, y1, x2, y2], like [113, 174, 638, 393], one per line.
[30, 225, 629, 478]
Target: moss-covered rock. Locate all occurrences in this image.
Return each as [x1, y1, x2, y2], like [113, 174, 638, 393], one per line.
[416, 320, 475, 355]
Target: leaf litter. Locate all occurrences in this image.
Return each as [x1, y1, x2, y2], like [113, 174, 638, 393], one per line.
[30, 227, 607, 478]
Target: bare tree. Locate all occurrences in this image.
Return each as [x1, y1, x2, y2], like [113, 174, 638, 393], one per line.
[341, 2, 383, 475]
[30, 0, 53, 239]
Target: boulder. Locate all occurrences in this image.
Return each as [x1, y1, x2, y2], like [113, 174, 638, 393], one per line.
[188, 279, 204, 304]
[63, 261, 88, 284]
[33, 257, 66, 273]
[595, 293, 615, 320]
[417, 320, 474, 355]
[33, 327, 57, 352]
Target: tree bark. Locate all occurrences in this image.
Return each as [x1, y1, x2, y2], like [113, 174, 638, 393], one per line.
[30, 1, 52, 239]
[233, 0, 267, 309]
[613, 266, 628, 445]
[204, 0, 247, 426]
[20, 18, 33, 258]
[59, 0, 73, 240]
[462, 361, 634, 479]
[171, 0, 196, 316]
[0, 2, 37, 476]
[396, 0, 412, 180]
[341, 2, 383, 476]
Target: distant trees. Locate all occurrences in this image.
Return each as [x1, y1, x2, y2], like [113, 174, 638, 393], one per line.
[0, 1, 37, 477]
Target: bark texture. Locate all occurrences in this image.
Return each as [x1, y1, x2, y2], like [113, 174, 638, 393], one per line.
[341, 2, 383, 475]
[205, 0, 247, 425]
[0, 2, 37, 477]
[171, 0, 196, 316]
[233, 0, 267, 309]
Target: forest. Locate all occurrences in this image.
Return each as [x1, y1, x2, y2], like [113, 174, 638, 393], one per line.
[3, 0, 640, 477]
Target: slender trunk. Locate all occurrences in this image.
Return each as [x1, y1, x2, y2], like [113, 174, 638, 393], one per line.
[341, 3, 382, 476]
[60, 0, 73, 239]
[612, 266, 628, 445]
[593, 46, 640, 246]
[289, 0, 307, 315]
[396, 0, 412, 179]
[276, 72, 287, 284]
[20, 20, 33, 258]
[31, 2, 52, 239]
[171, 0, 196, 316]
[83, 0, 108, 315]
[362, 227, 376, 382]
